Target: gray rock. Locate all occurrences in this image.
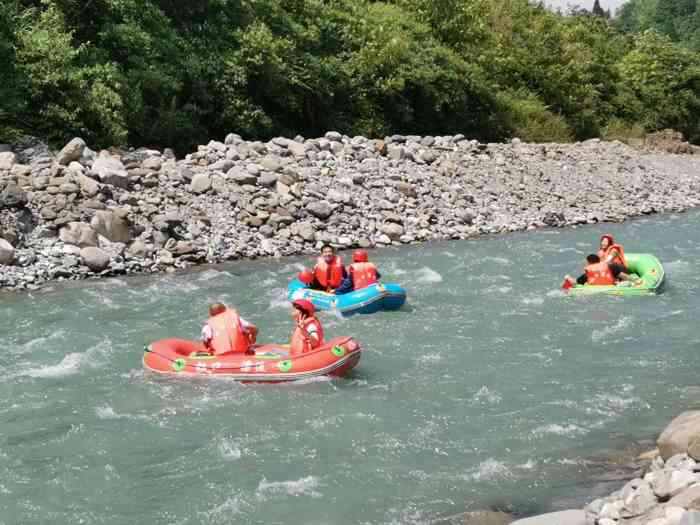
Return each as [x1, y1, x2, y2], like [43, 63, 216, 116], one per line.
[652, 470, 699, 499]
[0, 183, 27, 209]
[56, 138, 86, 165]
[0, 152, 17, 171]
[190, 173, 212, 194]
[258, 172, 278, 187]
[623, 481, 657, 517]
[80, 247, 110, 272]
[669, 485, 700, 511]
[59, 222, 98, 247]
[287, 141, 307, 157]
[127, 240, 153, 258]
[292, 221, 315, 241]
[381, 222, 404, 240]
[141, 157, 162, 171]
[91, 152, 130, 188]
[229, 168, 258, 186]
[325, 131, 342, 142]
[0, 238, 14, 265]
[91, 211, 131, 243]
[307, 201, 333, 219]
[510, 510, 587, 525]
[659, 412, 700, 461]
[260, 155, 283, 172]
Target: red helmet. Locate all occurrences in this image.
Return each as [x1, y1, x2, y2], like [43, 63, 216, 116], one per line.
[292, 299, 315, 315]
[298, 269, 314, 285]
[353, 249, 368, 263]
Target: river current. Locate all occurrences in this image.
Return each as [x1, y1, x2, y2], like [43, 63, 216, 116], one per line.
[2, 211, 700, 524]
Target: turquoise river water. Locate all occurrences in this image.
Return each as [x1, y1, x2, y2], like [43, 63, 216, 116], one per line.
[2, 211, 700, 525]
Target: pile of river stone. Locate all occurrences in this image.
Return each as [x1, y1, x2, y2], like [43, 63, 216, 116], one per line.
[2, 132, 700, 290]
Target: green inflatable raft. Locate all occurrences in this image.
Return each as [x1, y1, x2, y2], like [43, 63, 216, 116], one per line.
[567, 253, 665, 297]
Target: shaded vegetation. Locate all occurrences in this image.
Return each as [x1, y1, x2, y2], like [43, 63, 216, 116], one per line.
[2, 0, 700, 152]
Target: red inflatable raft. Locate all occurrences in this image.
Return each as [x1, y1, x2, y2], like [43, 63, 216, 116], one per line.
[143, 336, 361, 382]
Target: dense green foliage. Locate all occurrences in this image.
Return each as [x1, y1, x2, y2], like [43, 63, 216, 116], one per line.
[2, 0, 700, 151]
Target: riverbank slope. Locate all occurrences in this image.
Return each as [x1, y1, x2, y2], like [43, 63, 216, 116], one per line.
[1, 134, 700, 290]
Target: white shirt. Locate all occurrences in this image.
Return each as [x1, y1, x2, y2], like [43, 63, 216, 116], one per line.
[201, 317, 250, 342]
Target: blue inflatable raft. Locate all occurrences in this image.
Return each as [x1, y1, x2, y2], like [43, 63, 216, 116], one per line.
[287, 278, 407, 316]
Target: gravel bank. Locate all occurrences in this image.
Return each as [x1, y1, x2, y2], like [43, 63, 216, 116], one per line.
[1, 133, 700, 290]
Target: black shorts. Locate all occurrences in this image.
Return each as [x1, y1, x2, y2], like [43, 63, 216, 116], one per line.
[609, 263, 627, 278]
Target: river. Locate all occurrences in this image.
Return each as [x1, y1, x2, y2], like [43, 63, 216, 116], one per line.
[2, 211, 699, 525]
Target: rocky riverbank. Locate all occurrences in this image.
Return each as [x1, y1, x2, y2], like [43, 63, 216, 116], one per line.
[463, 412, 700, 525]
[1, 133, 700, 290]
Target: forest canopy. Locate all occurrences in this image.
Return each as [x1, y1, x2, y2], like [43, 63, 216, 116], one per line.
[2, 0, 700, 152]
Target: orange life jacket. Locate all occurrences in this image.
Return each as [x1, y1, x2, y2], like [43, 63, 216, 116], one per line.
[207, 308, 250, 355]
[605, 244, 627, 267]
[349, 262, 378, 290]
[290, 317, 324, 356]
[314, 256, 344, 291]
[585, 261, 615, 286]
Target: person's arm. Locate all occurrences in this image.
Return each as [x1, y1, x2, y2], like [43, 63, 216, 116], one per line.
[201, 325, 213, 352]
[335, 273, 354, 294]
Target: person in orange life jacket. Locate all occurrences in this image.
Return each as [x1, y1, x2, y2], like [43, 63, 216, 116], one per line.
[201, 303, 258, 355]
[563, 254, 638, 287]
[598, 234, 628, 271]
[289, 299, 324, 356]
[335, 249, 382, 294]
[309, 244, 346, 293]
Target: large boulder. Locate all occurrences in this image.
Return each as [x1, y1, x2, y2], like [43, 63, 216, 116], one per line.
[77, 174, 100, 197]
[669, 485, 700, 511]
[59, 222, 99, 247]
[0, 238, 14, 265]
[90, 210, 131, 243]
[91, 152, 130, 188]
[56, 138, 86, 165]
[190, 173, 212, 194]
[658, 412, 700, 461]
[0, 183, 27, 209]
[306, 201, 333, 219]
[80, 247, 110, 272]
[0, 152, 16, 171]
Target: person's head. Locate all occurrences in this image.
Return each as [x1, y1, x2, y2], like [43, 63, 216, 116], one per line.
[209, 303, 226, 316]
[600, 234, 614, 249]
[352, 249, 368, 263]
[586, 254, 600, 264]
[321, 243, 335, 263]
[292, 299, 315, 320]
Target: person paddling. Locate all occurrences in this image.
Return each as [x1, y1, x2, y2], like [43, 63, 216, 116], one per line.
[563, 254, 640, 289]
[289, 299, 324, 356]
[201, 303, 258, 355]
[336, 249, 381, 294]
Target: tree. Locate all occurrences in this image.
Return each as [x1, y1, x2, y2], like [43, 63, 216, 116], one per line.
[592, 0, 607, 18]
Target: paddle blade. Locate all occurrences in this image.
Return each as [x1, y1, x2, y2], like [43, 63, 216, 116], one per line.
[561, 279, 573, 292]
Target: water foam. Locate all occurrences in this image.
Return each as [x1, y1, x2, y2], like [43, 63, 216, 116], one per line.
[217, 438, 242, 460]
[592, 316, 632, 343]
[25, 352, 87, 378]
[415, 267, 443, 284]
[256, 476, 321, 499]
[465, 458, 512, 482]
[533, 423, 586, 437]
[472, 386, 502, 404]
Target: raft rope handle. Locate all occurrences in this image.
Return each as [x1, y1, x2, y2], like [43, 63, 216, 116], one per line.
[144, 336, 354, 372]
